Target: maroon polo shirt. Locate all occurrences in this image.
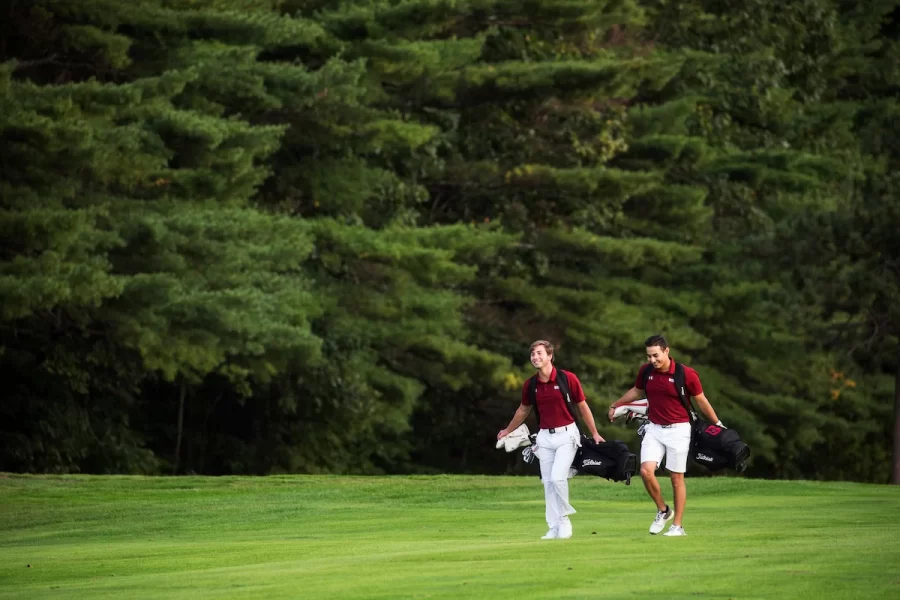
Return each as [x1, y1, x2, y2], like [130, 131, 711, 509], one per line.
[634, 360, 703, 425]
[521, 367, 586, 429]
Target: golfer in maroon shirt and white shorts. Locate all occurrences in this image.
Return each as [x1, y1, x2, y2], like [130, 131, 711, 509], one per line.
[607, 335, 723, 537]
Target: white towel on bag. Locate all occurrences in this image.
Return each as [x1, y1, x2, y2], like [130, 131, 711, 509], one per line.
[496, 423, 532, 452]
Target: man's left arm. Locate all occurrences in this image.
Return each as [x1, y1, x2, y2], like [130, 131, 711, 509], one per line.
[576, 401, 605, 443]
[692, 393, 724, 427]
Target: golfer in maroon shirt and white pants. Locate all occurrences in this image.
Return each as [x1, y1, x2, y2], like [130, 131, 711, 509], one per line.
[498, 340, 604, 540]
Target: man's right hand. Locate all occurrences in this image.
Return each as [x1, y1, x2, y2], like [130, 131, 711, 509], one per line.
[607, 406, 617, 422]
[497, 429, 509, 440]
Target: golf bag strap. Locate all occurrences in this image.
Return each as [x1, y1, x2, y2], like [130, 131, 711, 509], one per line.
[555, 369, 582, 434]
[640, 363, 653, 389]
[529, 375, 540, 427]
[673, 362, 699, 423]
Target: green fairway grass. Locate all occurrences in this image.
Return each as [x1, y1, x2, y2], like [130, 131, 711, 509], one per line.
[0, 474, 897, 599]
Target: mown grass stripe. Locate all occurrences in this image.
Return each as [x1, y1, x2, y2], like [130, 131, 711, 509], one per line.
[0, 475, 897, 599]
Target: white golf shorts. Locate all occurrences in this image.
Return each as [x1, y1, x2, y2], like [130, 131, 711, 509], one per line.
[640, 422, 691, 473]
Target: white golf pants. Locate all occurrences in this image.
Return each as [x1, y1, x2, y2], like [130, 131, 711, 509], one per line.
[535, 424, 580, 528]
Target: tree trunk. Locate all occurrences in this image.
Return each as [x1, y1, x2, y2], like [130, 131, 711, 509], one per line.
[173, 381, 186, 475]
[199, 392, 222, 475]
[893, 346, 900, 484]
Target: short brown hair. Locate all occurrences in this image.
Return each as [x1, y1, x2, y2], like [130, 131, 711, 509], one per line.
[644, 334, 668, 350]
[529, 340, 554, 362]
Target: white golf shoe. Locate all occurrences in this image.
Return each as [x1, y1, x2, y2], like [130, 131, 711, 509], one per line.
[649, 505, 674, 534]
[541, 527, 559, 540]
[557, 517, 572, 539]
[663, 525, 687, 536]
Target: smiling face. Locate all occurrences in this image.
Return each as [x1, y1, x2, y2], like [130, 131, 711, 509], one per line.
[529, 340, 553, 369]
[646, 344, 670, 372]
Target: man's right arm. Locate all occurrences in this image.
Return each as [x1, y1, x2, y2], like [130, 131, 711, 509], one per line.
[498, 404, 532, 439]
[607, 387, 643, 422]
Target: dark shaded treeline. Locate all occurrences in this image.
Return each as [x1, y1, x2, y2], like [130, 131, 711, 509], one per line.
[1, 0, 898, 481]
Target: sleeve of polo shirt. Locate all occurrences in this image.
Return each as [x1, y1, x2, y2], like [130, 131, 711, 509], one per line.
[565, 372, 587, 403]
[521, 380, 531, 406]
[685, 368, 704, 397]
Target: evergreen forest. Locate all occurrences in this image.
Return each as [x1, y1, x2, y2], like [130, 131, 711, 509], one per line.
[2, 0, 898, 482]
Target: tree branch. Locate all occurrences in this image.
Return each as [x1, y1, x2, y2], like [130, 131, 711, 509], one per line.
[12, 54, 58, 70]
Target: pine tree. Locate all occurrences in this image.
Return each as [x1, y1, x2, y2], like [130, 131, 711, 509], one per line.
[642, 0, 899, 480]
[1, 0, 515, 474]
[292, 0, 719, 468]
[0, 2, 324, 472]
[3, 0, 896, 479]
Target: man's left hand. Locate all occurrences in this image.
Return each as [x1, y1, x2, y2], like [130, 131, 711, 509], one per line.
[592, 433, 604, 444]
